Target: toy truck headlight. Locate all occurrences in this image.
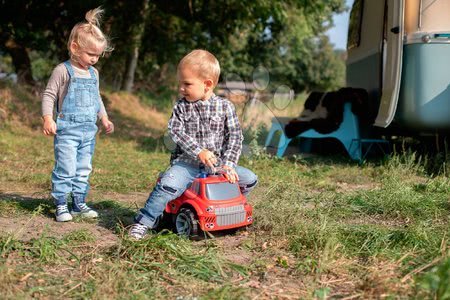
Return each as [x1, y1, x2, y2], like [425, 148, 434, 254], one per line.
[206, 206, 214, 213]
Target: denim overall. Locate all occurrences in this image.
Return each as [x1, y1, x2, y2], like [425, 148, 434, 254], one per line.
[51, 61, 99, 206]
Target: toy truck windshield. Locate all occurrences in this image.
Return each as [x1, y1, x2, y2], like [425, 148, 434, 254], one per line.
[205, 182, 241, 200]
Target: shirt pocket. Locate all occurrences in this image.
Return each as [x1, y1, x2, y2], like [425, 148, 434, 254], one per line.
[210, 114, 225, 132]
[184, 112, 200, 135]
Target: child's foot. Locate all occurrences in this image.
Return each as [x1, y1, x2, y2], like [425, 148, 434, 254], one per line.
[55, 204, 73, 222]
[71, 202, 98, 218]
[128, 223, 149, 240]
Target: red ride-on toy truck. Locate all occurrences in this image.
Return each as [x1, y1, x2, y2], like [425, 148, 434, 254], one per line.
[158, 168, 253, 238]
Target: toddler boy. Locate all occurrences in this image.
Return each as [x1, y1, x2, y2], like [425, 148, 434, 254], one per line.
[129, 49, 257, 239]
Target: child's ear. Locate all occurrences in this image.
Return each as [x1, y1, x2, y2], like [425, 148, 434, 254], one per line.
[70, 42, 79, 55]
[204, 79, 214, 89]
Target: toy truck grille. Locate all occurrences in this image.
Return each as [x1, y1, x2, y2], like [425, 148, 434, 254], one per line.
[215, 205, 246, 226]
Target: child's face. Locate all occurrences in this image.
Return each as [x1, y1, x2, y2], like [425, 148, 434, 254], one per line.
[177, 66, 213, 102]
[71, 42, 104, 70]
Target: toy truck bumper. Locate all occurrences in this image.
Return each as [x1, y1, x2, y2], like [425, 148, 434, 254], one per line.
[199, 204, 253, 231]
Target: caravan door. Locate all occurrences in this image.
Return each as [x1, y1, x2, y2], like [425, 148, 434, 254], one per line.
[374, 0, 405, 127]
[346, 0, 385, 125]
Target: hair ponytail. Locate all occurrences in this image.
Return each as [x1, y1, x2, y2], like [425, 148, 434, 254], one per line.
[85, 7, 103, 27]
[67, 6, 113, 58]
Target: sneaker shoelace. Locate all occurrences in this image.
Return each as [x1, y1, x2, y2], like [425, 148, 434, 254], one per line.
[77, 203, 91, 211]
[56, 204, 69, 215]
[130, 224, 148, 237]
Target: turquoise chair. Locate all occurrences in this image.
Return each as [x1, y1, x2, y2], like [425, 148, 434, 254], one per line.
[264, 103, 388, 161]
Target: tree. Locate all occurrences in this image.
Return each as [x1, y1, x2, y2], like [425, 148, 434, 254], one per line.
[0, 1, 41, 85]
[0, 0, 347, 94]
[0, 0, 102, 85]
[129, 0, 346, 93]
[120, 0, 150, 92]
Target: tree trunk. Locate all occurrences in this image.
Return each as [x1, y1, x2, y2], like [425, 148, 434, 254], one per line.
[5, 38, 35, 86]
[122, 46, 139, 92]
[121, 0, 150, 92]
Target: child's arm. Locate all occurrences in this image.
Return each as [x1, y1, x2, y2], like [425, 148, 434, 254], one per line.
[221, 101, 243, 168]
[93, 68, 113, 134]
[41, 65, 65, 136]
[100, 115, 114, 134]
[97, 95, 113, 134]
[42, 115, 57, 136]
[222, 165, 239, 183]
[93, 68, 109, 122]
[198, 149, 217, 168]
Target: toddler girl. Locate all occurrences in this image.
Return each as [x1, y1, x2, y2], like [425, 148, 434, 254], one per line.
[41, 7, 114, 222]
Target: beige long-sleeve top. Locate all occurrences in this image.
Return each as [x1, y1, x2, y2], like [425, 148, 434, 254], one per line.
[41, 62, 107, 119]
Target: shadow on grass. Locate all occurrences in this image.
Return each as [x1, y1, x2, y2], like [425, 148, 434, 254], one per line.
[266, 137, 391, 166]
[92, 200, 137, 232]
[0, 193, 53, 218]
[0, 194, 138, 234]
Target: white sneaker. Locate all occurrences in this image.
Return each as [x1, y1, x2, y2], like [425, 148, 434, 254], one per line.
[55, 204, 73, 222]
[71, 202, 98, 218]
[129, 223, 149, 240]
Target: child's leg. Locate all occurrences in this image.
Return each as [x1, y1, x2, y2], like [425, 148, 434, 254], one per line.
[235, 166, 258, 196]
[72, 131, 96, 196]
[135, 162, 198, 228]
[71, 126, 97, 217]
[52, 135, 79, 203]
[51, 134, 79, 222]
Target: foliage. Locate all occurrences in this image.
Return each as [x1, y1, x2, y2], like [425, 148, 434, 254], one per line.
[0, 0, 347, 93]
[417, 256, 450, 299]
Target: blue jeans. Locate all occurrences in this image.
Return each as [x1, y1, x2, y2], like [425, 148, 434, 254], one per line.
[135, 161, 258, 228]
[51, 120, 97, 205]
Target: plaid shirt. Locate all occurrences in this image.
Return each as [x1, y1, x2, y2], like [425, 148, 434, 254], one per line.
[168, 94, 243, 168]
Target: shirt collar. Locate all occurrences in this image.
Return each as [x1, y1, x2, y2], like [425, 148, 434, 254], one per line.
[181, 94, 215, 106]
[198, 93, 215, 105]
[184, 94, 215, 107]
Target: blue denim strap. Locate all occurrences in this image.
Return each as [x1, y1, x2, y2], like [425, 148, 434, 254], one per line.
[88, 66, 96, 79]
[63, 60, 75, 78]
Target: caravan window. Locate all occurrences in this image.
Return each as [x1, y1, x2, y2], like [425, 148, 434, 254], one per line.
[347, 0, 364, 49]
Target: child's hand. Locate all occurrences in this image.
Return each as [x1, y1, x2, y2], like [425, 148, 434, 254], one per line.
[101, 117, 114, 134]
[222, 165, 239, 183]
[198, 149, 217, 168]
[42, 116, 57, 136]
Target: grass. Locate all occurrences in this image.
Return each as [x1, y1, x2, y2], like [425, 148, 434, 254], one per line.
[0, 228, 247, 299]
[1, 83, 449, 298]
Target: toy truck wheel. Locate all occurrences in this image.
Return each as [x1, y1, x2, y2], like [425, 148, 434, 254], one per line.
[175, 208, 199, 238]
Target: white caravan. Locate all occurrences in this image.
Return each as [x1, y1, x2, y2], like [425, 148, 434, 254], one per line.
[346, 0, 450, 134]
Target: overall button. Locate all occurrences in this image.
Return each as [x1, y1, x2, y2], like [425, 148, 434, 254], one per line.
[58, 113, 64, 118]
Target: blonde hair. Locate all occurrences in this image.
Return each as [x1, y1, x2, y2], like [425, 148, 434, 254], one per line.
[67, 7, 113, 57]
[177, 49, 221, 86]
